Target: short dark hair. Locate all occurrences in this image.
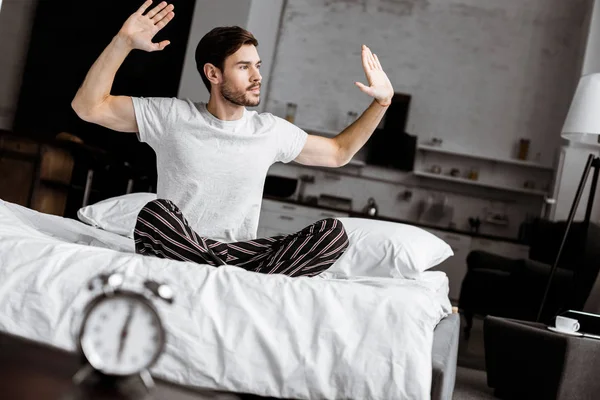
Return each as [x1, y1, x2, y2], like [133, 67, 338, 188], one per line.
[195, 26, 259, 92]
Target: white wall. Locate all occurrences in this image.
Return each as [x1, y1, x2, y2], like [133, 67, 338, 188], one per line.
[177, 0, 285, 112]
[266, 0, 589, 168]
[177, 0, 253, 103]
[551, 144, 600, 222]
[246, 0, 286, 112]
[582, 0, 600, 75]
[265, 0, 590, 240]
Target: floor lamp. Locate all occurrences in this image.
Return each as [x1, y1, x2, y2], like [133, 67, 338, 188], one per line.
[537, 73, 600, 322]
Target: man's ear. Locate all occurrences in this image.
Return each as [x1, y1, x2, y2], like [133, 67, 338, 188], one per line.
[204, 63, 222, 85]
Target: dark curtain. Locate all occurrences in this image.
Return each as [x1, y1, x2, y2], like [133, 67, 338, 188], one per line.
[12, 0, 197, 216]
[13, 0, 196, 164]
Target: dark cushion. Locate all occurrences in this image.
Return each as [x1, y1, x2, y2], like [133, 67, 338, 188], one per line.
[466, 250, 520, 274]
[460, 221, 600, 324]
[528, 219, 587, 269]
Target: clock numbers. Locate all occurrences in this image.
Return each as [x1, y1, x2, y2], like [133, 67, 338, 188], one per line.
[81, 291, 166, 376]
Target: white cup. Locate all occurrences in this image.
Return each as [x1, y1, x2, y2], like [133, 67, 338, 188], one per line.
[555, 316, 580, 332]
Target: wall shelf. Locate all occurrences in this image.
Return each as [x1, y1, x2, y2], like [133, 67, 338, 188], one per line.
[413, 170, 549, 196]
[417, 144, 554, 171]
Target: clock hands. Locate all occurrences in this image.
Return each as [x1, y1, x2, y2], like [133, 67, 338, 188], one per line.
[116, 301, 136, 362]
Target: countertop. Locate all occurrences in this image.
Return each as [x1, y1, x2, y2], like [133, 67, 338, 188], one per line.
[263, 195, 527, 245]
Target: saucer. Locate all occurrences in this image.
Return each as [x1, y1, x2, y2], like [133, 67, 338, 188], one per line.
[547, 326, 583, 336]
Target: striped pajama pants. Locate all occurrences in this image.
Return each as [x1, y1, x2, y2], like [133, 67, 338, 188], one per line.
[133, 199, 349, 277]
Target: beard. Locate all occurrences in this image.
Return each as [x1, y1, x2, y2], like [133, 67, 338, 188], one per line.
[220, 77, 261, 107]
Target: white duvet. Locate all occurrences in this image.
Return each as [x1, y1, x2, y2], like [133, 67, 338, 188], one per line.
[0, 199, 451, 399]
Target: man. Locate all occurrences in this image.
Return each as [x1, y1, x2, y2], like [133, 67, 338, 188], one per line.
[72, 1, 394, 277]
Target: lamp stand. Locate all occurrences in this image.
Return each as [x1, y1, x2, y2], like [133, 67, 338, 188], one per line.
[536, 153, 600, 322]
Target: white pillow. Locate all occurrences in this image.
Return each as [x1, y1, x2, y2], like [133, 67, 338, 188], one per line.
[326, 218, 453, 279]
[77, 193, 157, 238]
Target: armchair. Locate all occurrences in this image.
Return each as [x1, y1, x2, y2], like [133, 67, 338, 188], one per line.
[458, 219, 600, 339]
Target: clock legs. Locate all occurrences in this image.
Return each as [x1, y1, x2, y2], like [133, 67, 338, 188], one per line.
[70, 363, 155, 396]
[139, 369, 155, 390]
[72, 363, 95, 385]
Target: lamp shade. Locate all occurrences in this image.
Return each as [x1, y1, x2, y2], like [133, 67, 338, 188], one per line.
[562, 73, 600, 144]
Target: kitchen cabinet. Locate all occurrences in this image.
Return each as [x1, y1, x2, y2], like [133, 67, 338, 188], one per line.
[425, 229, 473, 302]
[257, 199, 349, 237]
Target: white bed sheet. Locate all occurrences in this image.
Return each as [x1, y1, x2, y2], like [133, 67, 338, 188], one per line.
[0, 200, 451, 399]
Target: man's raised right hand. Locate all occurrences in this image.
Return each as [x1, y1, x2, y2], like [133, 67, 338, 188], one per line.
[118, 0, 175, 52]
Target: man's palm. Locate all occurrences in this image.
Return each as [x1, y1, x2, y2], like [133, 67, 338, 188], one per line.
[355, 45, 394, 106]
[120, 1, 175, 52]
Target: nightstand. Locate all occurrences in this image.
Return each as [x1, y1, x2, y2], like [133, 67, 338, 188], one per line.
[484, 316, 600, 399]
[0, 331, 281, 400]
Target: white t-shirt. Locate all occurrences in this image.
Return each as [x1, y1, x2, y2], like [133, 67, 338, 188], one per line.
[132, 97, 307, 242]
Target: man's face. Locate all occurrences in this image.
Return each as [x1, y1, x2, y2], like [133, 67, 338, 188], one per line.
[220, 44, 262, 107]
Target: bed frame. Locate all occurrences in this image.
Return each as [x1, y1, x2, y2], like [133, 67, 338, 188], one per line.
[431, 311, 460, 400]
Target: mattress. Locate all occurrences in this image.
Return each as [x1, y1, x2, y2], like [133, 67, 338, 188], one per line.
[0, 200, 453, 399]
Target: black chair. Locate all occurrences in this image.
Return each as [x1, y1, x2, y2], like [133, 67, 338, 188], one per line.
[458, 219, 600, 339]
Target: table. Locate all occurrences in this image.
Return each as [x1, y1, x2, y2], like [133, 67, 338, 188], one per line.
[484, 316, 600, 399]
[0, 331, 283, 400]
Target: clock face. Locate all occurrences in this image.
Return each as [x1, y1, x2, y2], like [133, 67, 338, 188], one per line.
[80, 292, 165, 376]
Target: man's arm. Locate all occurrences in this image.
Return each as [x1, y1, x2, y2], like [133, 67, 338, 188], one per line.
[294, 45, 394, 167]
[71, 0, 175, 132]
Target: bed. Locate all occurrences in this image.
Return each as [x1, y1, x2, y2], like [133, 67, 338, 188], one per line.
[0, 198, 457, 399]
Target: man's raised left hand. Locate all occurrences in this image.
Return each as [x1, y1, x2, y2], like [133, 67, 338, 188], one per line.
[355, 45, 394, 107]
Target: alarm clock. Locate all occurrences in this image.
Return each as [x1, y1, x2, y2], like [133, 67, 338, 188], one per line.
[72, 272, 174, 391]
